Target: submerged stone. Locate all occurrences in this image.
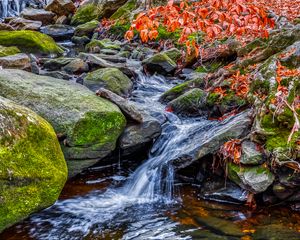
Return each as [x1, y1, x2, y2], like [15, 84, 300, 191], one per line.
[0, 96, 67, 232]
[0, 69, 126, 177]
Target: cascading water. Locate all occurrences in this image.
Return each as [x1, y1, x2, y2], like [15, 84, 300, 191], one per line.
[0, 0, 47, 19]
[16, 66, 239, 239]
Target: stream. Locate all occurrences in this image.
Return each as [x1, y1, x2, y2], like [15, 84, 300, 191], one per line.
[1, 64, 300, 239]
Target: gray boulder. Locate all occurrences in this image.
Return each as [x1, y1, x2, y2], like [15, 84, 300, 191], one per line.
[142, 52, 177, 75]
[40, 24, 75, 41]
[0, 69, 126, 177]
[0, 53, 30, 69]
[21, 8, 55, 25]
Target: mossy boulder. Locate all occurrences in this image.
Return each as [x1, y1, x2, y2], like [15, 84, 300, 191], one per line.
[74, 20, 99, 37]
[167, 88, 207, 116]
[0, 45, 20, 57]
[0, 30, 63, 55]
[71, 3, 99, 25]
[240, 141, 265, 165]
[86, 38, 121, 51]
[0, 96, 67, 232]
[0, 69, 126, 177]
[142, 52, 177, 75]
[163, 48, 181, 62]
[110, 0, 137, 20]
[84, 67, 133, 96]
[160, 75, 206, 103]
[228, 162, 274, 193]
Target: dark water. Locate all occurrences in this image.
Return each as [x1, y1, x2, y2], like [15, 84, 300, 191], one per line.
[1, 158, 300, 240]
[1, 65, 300, 240]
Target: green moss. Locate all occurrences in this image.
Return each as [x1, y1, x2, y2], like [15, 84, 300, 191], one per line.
[110, 0, 137, 20]
[84, 68, 132, 96]
[157, 26, 181, 43]
[71, 4, 98, 25]
[196, 61, 223, 73]
[160, 77, 206, 102]
[0, 98, 67, 232]
[86, 39, 121, 51]
[74, 20, 99, 37]
[261, 113, 299, 151]
[0, 30, 63, 55]
[206, 92, 220, 105]
[108, 21, 131, 36]
[71, 111, 126, 147]
[0, 45, 20, 57]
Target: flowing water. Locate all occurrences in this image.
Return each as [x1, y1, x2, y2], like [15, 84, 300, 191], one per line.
[1, 67, 300, 239]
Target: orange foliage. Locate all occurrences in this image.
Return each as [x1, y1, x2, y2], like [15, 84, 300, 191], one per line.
[219, 139, 242, 164]
[229, 71, 250, 97]
[125, 0, 276, 54]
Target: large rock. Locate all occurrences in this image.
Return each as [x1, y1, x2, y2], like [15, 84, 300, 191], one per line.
[45, 0, 76, 17]
[174, 110, 252, 169]
[0, 53, 30, 69]
[0, 30, 63, 55]
[21, 8, 55, 25]
[84, 67, 133, 96]
[142, 52, 177, 75]
[0, 69, 126, 177]
[71, 0, 127, 25]
[0, 97, 67, 232]
[40, 24, 75, 41]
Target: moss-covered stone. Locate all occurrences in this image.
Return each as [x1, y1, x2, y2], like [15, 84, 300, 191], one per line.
[167, 88, 207, 116]
[160, 76, 206, 103]
[0, 45, 20, 57]
[71, 3, 98, 25]
[142, 52, 177, 75]
[74, 20, 99, 37]
[86, 38, 121, 51]
[84, 67, 133, 96]
[163, 48, 181, 62]
[0, 69, 126, 177]
[0, 96, 67, 232]
[0, 30, 63, 55]
[110, 0, 137, 20]
[227, 162, 274, 193]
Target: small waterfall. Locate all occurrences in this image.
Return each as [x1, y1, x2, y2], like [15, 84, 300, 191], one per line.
[0, 0, 48, 19]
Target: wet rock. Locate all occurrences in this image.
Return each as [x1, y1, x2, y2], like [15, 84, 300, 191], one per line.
[252, 224, 300, 240]
[0, 30, 63, 55]
[142, 52, 177, 75]
[0, 22, 14, 31]
[0, 96, 67, 232]
[86, 53, 127, 63]
[174, 110, 252, 169]
[74, 20, 99, 37]
[167, 88, 207, 116]
[8, 17, 42, 31]
[0, 69, 126, 177]
[193, 216, 244, 237]
[55, 15, 68, 25]
[84, 67, 133, 96]
[0, 45, 20, 57]
[200, 177, 248, 204]
[21, 8, 55, 25]
[228, 162, 275, 194]
[62, 59, 89, 74]
[240, 141, 265, 165]
[96, 88, 143, 123]
[0, 53, 30, 70]
[45, 0, 76, 17]
[71, 35, 90, 45]
[40, 24, 75, 41]
[42, 57, 76, 70]
[272, 183, 294, 200]
[160, 74, 206, 103]
[119, 116, 162, 156]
